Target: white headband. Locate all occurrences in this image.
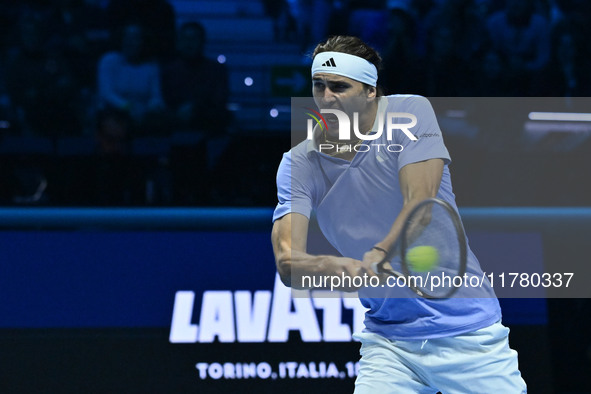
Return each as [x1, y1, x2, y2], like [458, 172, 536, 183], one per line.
[311, 51, 378, 87]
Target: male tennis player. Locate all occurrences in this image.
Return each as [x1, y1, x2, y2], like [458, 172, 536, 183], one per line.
[271, 35, 526, 392]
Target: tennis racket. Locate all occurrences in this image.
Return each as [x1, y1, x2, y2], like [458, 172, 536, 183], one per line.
[371, 197, 467, 299]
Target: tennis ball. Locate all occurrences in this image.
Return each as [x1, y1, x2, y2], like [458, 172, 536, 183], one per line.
[406, 246, 439, 272]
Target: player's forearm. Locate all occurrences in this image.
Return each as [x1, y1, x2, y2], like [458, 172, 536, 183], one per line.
[276, 250, 366, 291]
[276, 249, 335, 289]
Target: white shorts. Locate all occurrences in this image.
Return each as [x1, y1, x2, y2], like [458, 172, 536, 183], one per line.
[353, 321, 527, 393]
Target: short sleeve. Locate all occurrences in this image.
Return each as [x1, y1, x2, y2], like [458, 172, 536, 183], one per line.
[272, 151, 314, 222]
[394, 96, 451, 170]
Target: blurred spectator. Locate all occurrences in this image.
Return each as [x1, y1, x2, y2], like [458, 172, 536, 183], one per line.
[486, 0, 551, 95]
[0, 21, 18, 134]
[410, 0, 436, 59]
[92, 107, 143, 205]
[160, 21, 230, 204]
[44, 0, 110, 89]
[381, 4, 425, 95]
[347, 0, 388, 51]
[541, 24, 581, 97]
[423, 25, 468, 96]
[262, 0, 297, 42]
[106, 0, 175, 60]
[469, 44, 511, 96]
[96, 107, 131, 155]
[160, 22, 230, 136]
[95, 21, 169, 204]
[541, 1, 591, 96]
[0, 2, 21, 53]
[417, 0, 490, 96]
[456, 0, 493, 68]
[97, 22, 166, 136]
[288, 0, 335, 52]
[555, 0, 591, 54]
[5, 12, 84, 136]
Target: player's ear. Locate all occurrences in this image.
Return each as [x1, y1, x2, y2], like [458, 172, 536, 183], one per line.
[366, 85, 377, 100]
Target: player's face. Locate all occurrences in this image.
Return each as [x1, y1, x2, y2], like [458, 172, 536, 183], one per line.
[312, 73, 376, 130]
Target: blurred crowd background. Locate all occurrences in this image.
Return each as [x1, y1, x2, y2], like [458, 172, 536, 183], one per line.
[0, 0, 589, 207]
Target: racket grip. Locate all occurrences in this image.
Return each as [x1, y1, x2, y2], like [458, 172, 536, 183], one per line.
[370, 261, 379, 274]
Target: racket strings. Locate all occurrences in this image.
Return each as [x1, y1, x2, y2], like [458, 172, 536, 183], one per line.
[403, 201, 462, 297]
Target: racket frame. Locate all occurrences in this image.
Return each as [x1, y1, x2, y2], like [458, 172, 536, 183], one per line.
[374, 197, 468, 299]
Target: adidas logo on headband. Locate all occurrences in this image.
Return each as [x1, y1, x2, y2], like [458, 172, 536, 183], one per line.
[321, 58, 337, 67]
[312, 51, 378, 86]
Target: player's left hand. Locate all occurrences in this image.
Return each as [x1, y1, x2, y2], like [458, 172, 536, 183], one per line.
[361, 249, 382, 277]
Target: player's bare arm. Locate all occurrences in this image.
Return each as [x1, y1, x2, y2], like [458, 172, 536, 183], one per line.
[363, 158, 444, 266]
[271, 212, 374, 291]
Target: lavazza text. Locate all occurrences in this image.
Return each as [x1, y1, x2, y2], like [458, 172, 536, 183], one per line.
[169, 274, 367, 343]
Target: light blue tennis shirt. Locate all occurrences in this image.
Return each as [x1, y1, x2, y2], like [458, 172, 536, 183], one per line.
[273, 95, 501, 340]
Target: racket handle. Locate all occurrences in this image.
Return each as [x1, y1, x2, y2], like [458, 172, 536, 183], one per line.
[370, 261, 379, 274]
